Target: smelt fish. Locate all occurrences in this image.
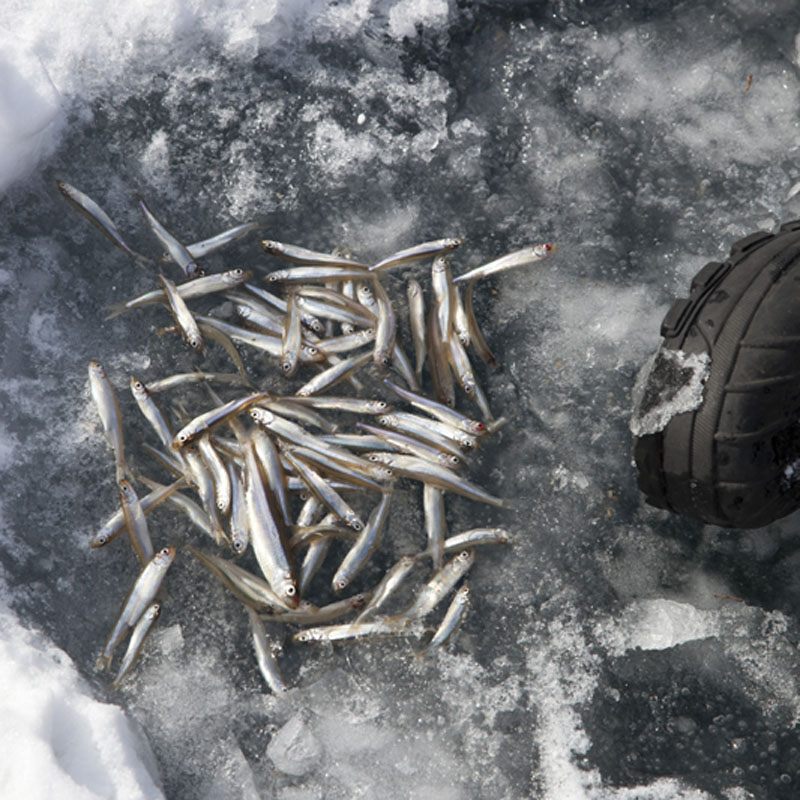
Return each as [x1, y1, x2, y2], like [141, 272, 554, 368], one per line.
[406, 279, 426, 381]
[88, 360, 129, 483]
[91, 477, 187, 549]
[354, 554, 419, 622]
[332, 488, 393, 592]
[96, 545, 176, 672]
[112, 602, 161, 688]
[261, 239, 369, 268]
[442, 527, 512, 553]
[243, 437, 298, 608]
[293, 617, 412, 643]
[118, 479, 155, 567]
[180, 222, 261, 260]
[173, 392, 269, 448]
[419, 583, 470, 656]
[452, 243, 555, 284]
[56, 180, 152, 268]
[368, 238, 462, 272]
[139, 198, 201, 279]
[247, 607, 288, 694]
[159, 274, 205, 354]
[106, 269, 251, 319]
[401, 549, 474, 620]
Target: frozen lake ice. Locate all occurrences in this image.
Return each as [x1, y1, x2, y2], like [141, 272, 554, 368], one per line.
[3, 1, 800, 797]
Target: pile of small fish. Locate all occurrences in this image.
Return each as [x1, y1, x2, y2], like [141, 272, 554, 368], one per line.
[60, 179, 555, 692]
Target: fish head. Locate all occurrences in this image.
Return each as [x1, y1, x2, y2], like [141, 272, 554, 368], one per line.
[302, 345, 322, 362]
[154, 545, 177, 566]
[438, 453, 461, 469]
[130, 375, 148, 400]
[223, 268, 250, 285]
[345, 514, 363, 532]
[250, 407, 274, 425]
[276, 577, 299, 609]
[281, 353, 298, 375]
[118, 479, 137, 504]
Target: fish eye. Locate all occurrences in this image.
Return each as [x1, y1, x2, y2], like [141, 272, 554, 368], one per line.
[233, 540, 245, 552]
[285, 584, 296, 596]
[351, 521, 363, 531]
[335, 579, 347, 591]
[307, 347, 318, 355]
[179, 433, 188, 442]
[475, 423, 485, 431]
[268, 274, 279, 282]
[233, 269, 243, 276]
[369, 454, 380, 461]
[282, 361, 292, 373]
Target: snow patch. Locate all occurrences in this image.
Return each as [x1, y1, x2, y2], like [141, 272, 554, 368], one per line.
[630, 348, 710, 437]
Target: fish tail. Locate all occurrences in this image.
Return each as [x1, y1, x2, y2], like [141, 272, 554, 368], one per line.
[132, 252, 156, 270]
[104, 302, 129, 320]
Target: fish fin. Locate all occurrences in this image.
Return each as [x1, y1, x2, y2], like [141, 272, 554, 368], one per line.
[104, 302, 130, 320]
[132, 252, 156, 270]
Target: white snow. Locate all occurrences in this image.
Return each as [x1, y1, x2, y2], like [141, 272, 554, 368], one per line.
[0, 29, 61, 193]
[630, 348, 711, 437]
[0, 603, 164, 800]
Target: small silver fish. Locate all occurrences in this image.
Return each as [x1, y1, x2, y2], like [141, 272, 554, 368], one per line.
[96, 546, 176, 672]
[452, 243, 555, 284]
[112, 602, 161, 688]
[139, 198, 202, 278]
[88, 360, 129, 483]
[368, 238, 462, 272]
[57, 180, 152, 268]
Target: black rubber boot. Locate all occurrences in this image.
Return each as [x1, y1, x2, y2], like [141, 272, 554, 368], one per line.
[632, 220, 800, 528]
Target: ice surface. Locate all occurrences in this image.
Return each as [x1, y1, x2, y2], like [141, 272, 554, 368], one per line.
[5, 0, 800, 798]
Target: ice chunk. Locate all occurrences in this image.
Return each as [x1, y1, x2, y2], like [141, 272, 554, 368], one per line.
[0, 604, 164, 799]
[387, 0, 450, 39]
[630, 347, 710, 437]
[267, 713, 323, 777]
[615, 599, 720, 653]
